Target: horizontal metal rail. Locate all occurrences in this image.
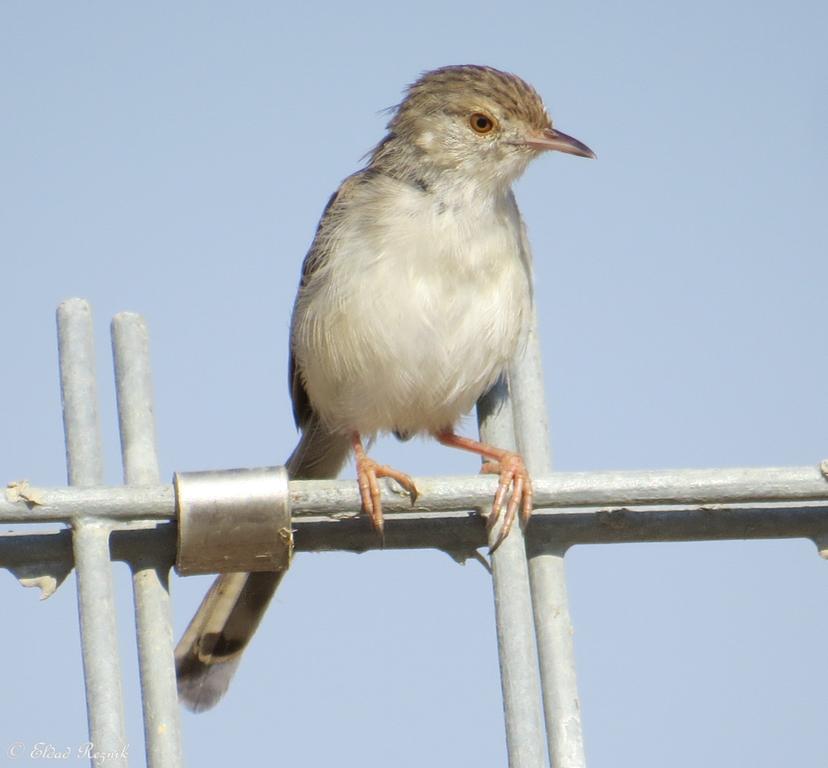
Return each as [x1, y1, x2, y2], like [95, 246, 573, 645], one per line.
[3, 464, 827, 522]
[3, 469, 828, 564]
[3, 501, 827, 599]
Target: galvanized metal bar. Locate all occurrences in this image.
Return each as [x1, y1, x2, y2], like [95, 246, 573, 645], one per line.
[287, 464, 828, 514]
[511, 317, 585, 768]
[3, 500, 828, 573]
[477, 380, 547, 768]
[112, 312, 183, 768]
[0, 466, 828, 524]
[70, 524, 129, 768]
[4, 466, 828, 523]
[1, 485, 175, 523]
[58, 299, 104, 487]
[57, 299, 128, 768]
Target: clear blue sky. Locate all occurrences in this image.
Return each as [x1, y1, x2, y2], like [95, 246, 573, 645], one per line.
[1, 2, 826, 766]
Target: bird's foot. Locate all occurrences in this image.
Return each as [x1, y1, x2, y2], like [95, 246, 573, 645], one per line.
[480, 452, 533, 551]
[351, 433, 418, 537]
[435, 431, 534, 551]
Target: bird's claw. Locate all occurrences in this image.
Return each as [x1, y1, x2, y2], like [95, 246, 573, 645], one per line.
[354, 455, 418, 538]
[480, 452, 534, 552]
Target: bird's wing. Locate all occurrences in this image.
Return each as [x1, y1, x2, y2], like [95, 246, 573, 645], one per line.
[288, 170, 368, 428]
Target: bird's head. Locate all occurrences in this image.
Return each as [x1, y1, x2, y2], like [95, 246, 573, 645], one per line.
[374, 65, 595, 192]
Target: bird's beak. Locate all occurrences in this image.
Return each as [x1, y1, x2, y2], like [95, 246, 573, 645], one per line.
[523, 127, 596, 159]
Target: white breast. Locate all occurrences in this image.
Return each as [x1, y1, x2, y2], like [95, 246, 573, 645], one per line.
[293, 176, 532, 438]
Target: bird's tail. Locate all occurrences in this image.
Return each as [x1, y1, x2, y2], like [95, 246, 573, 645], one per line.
[175, 420, 350, 712]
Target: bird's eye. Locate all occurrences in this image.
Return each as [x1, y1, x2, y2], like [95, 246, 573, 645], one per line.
[469, 113, 495, 134]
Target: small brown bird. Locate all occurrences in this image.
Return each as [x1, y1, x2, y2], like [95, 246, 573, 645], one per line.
[176, 64, 594, 711]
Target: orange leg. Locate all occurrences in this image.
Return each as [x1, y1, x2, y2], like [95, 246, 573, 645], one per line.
[435, 430, 534, 551]
[351, 432, 419, 537]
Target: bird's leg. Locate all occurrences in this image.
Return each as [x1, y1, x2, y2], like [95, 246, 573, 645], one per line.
[435, 430, 534, 550]
[351, 432, 419, 537]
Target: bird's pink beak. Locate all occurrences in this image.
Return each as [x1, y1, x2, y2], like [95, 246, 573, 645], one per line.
[523, 127, 596, 159]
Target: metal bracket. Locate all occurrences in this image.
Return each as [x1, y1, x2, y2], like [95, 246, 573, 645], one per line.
[174, 467, 292, 575]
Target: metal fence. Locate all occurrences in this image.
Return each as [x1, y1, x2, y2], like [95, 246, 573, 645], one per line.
[2, 297, 828, 768]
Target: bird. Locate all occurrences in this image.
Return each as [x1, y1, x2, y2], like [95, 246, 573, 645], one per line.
[175, 64, 594, 712]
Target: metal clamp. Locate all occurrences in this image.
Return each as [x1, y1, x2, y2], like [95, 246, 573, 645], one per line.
[174, 466, 292, 575]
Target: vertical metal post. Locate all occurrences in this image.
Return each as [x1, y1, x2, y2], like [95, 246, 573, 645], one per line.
[112, 312, 183, 768]
[57, 299, 129, 768]
[478, 379, 547, 768]
[511, 315, 586, 768]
